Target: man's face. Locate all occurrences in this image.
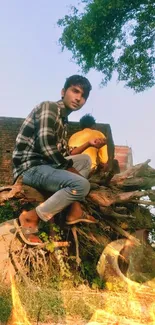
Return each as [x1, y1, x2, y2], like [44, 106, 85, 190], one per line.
[61, 85, 86, 111]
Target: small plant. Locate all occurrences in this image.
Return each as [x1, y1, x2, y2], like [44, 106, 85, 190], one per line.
[0, 201, 15, 223]
[39, 223, 71, 278]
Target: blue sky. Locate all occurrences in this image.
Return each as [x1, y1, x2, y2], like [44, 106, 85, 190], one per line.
[0, 0, 155, 167]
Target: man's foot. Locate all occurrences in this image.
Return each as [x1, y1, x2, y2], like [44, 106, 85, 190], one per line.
[16, 210, 42, 245]
[66, 211, 98, 225]
[66, 201, 98, 225]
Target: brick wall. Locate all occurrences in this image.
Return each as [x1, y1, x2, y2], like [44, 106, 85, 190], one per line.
[115, 145, 133, 172]
[0, 117, 24, 185]
[0, 117, 132, 185]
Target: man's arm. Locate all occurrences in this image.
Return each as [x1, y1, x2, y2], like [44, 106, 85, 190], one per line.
[35, 102, 73, 168]
[70, 141, 90, 155]
[70, 138, 107, 155]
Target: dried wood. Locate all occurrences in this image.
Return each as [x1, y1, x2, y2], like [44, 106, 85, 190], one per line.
[0, 160, 155, 282]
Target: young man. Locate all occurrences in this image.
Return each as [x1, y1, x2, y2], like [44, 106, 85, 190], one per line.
[68, 114, 108, 170]
[13, 75, 102, 245]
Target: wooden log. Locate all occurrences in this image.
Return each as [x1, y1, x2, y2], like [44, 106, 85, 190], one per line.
[89, 160, 155, 190]
[88, 187, 155, 207]
[0, 183, 48, 205]
[1, 161, 155, 207]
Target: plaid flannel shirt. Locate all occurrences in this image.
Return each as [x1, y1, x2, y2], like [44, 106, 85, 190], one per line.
[12, 100, 73, 182]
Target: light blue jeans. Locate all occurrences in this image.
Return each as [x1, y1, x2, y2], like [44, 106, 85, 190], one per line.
[22, 154, 91, 222]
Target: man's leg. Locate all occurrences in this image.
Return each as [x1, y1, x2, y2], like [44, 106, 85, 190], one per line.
[21, 164, 90, 223]
[66, 154, 91, 178]
[18, 155, 94, 243]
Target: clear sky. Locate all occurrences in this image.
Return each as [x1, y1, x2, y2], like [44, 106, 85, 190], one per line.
[0, 0, 155, 167]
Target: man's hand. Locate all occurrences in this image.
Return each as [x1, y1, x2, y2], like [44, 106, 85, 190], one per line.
[67, 167, 81, 176]
[89, 138, 107, 149]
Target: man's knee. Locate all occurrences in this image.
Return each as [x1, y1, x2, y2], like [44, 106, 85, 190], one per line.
[81, 154, 92, 167]
[73, 153, 91, 167]
[79, 154, 92, 178]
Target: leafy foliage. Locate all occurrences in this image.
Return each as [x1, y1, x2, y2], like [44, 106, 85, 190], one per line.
[0, 200, 36, 223]
[58, 0, 155, 92]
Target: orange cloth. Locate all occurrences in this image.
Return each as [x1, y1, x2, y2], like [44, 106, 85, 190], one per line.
[68, 128, 108, 169]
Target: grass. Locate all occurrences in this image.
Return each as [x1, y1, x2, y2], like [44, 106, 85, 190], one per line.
[0, 276, 106, 324]
[0, 283, 12, 323]
[1, 275, 155, 324]
[16, 279, 106, 323]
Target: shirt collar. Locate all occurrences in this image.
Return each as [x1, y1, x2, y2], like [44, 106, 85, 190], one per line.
[57, 100, 69, 122]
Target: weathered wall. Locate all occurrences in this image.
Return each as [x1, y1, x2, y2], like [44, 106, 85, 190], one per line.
[0, 117, 132, 185]
[0, 117, 24, 185]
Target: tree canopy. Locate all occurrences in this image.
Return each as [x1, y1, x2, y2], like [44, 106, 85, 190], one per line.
[58, 0, 155, 92]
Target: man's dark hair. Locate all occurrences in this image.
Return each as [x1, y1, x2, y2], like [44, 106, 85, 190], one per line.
[64, 75, 92, 100]
[80, 114, 96, 130]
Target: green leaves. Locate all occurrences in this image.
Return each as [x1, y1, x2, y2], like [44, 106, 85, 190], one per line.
[58, 0, 155, 92]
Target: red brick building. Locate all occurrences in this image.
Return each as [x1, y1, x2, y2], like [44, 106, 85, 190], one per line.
[0, 117, 133, 185]
[115, 145, 133, 172]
